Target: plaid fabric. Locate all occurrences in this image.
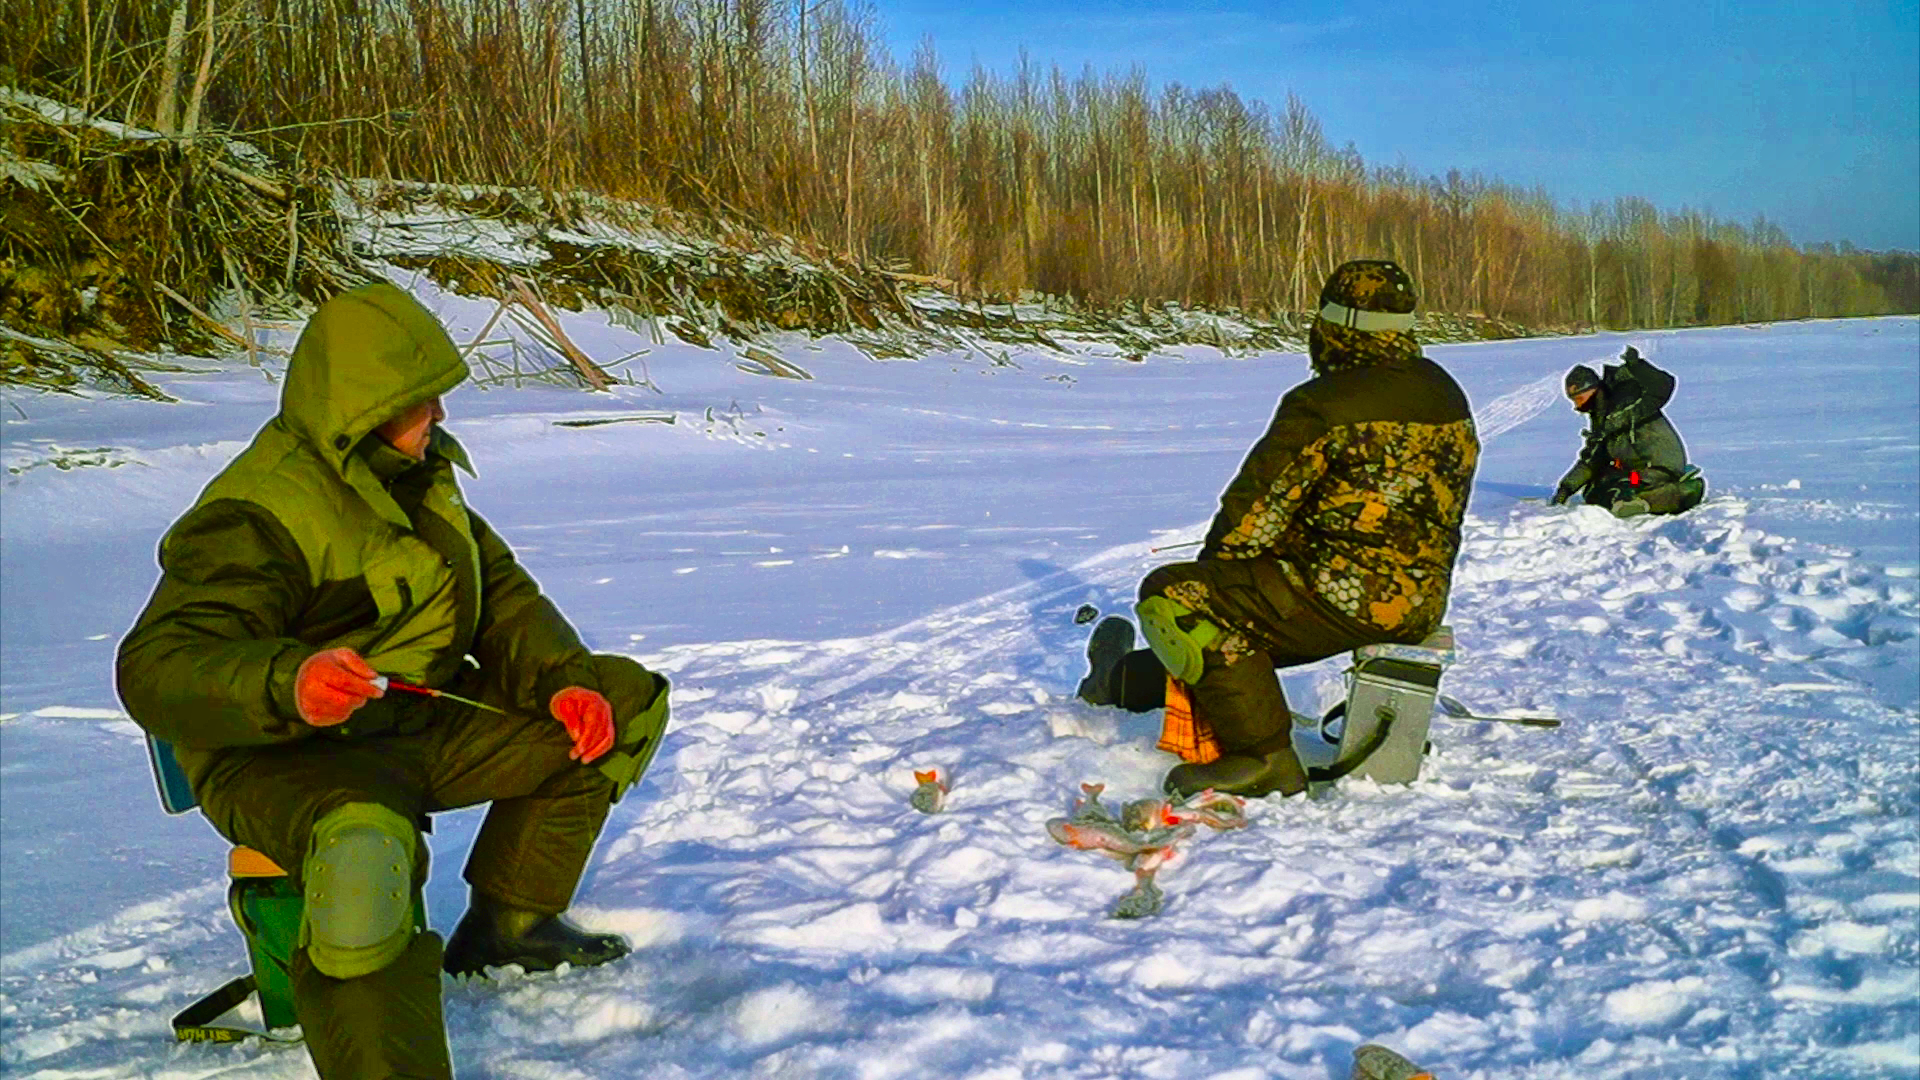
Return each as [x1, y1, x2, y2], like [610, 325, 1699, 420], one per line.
[1155, 675, 1221, 764]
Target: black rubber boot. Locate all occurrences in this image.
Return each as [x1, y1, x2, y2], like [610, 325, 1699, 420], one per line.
[442, 893, 630, 977]
[1075, 616, 1137, 706]
[1163, 745, 1308, 799]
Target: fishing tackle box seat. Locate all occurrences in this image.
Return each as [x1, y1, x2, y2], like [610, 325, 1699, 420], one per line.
[1291, 625, 1454, 789]
[145, 735, 423, 1043]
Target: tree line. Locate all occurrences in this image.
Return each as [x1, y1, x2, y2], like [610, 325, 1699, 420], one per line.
[8, 0, 1917, 328]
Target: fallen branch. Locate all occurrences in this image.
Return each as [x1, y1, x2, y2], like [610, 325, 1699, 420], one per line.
[154, 281, 249, 351]
[461, 295, 512, 358]
[0, 322, 176, 401]
[736, 344, 812, 380]
[552, 413, 676, 428]
[508, 275, 610, 391]
[206, 158, 287, 202]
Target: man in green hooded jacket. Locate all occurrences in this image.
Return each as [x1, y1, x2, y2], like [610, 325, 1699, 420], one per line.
[116, 282, 670, 1078]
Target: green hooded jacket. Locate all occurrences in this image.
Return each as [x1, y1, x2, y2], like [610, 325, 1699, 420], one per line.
[117, 283, 603, 788]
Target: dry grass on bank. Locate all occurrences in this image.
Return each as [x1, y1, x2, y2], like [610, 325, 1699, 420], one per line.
[2, 88, 1557, 401]
[355, 180, 922, 347]
[1, 89, 366, 396]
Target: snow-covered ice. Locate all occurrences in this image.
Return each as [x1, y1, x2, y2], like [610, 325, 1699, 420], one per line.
[2, 291, 1915, 1077]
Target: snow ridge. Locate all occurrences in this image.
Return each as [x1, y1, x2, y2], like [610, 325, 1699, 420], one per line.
[1471, 372, 1564, 442]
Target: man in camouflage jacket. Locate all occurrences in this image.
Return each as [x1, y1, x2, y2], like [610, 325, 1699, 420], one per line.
[117, 283, 669, 1078]
[1077, 260, 1478, 799]
[1553, 348, 1705, 517]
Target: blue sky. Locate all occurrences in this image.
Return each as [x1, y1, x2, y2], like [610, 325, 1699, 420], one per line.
[872, 0, 1920, 252]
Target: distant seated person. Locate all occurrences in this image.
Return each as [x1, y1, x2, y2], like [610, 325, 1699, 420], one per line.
[1553, 346, 1706, 518]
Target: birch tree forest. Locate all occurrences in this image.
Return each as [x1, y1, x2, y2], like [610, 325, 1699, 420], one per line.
[8, 0, 1917, 328]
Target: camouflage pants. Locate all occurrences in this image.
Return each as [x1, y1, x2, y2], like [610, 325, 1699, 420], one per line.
[195, 653, 661, 1080]
[1132, 558, 1388, 756]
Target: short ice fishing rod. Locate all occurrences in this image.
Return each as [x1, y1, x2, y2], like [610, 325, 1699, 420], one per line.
[1438, 695, 1560, 729]
[371, 675, 508, 715]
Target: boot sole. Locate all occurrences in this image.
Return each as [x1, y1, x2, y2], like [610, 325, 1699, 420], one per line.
[445, 946, 630, 977]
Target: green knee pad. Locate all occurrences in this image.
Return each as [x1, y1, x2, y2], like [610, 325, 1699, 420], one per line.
[1134, 595, 1220, 685]
[302, 803, 417, 979]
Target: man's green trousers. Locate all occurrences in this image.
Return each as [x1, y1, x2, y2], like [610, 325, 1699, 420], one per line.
[194, 654, 664, 1079]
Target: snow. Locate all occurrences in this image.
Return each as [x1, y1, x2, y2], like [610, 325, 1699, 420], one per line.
[2, 289, 1916, 1077]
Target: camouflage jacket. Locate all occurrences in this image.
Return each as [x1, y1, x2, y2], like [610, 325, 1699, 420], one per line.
[1200, 352, 1479, 639]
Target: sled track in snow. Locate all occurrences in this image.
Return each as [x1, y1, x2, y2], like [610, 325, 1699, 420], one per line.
[1471, 372, 1563, 441]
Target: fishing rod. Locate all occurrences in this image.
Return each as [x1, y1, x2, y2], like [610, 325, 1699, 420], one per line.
[1438, 695, 1560, 728]
[371, 675, 508, 715]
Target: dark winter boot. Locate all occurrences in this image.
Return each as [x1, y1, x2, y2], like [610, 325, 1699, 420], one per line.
[1163, 745, 1307, 800]
[442, 893, 630, 977]
[1075, 616, 1137, 706]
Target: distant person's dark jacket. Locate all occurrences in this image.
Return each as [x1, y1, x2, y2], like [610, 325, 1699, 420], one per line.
[1557, 351, 1690, 503]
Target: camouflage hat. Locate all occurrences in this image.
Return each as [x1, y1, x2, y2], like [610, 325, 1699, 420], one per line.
[1316, 260, 1418, 332]
[1564, 365, 1601, 395]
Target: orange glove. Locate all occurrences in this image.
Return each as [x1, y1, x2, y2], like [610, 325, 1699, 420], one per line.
[550, 686, 614, 763]
[295, 647, 384, 727]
